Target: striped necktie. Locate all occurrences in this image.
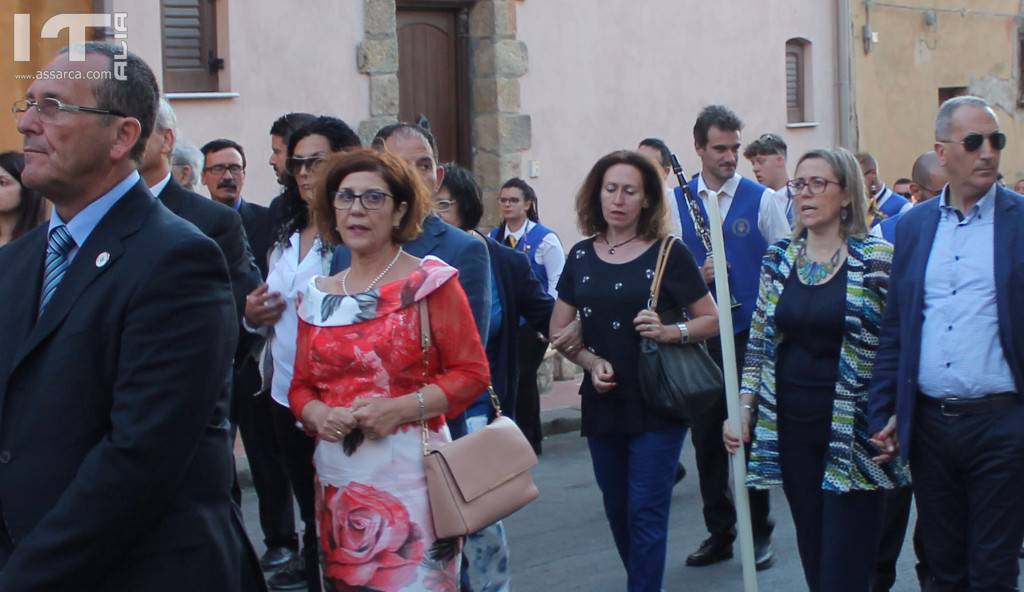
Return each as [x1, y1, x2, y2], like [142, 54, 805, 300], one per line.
[39, 225, 75, 315]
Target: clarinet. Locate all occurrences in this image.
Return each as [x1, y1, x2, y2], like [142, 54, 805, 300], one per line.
[670, 154, 741, 309]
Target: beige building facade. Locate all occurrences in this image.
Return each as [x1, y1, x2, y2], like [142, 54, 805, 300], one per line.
[848, 0, 1024, 185]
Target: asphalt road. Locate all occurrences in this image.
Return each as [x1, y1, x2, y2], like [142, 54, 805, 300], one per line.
[240, 430, 1012, 591]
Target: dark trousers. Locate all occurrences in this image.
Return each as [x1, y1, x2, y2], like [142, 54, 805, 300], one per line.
[872, 486, 928, 591]
[588, 427, 687, 592]
[269, 400, 322, 592]
[779, 408, 884, 591]
[231, 361, 297, 550]
[910, 396, 1024, 591]
[690, 330, 773, 541]
[515, 325, 547, 455]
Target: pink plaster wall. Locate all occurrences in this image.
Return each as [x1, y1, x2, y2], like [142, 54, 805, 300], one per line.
[515, 0, 840, 245]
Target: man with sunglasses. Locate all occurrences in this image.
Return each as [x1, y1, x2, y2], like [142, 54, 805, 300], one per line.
[871, 151, 948, 243]
[857, 152, 913, 225]
[869, 95, 1024, 591]
[0, 44, 264, 590]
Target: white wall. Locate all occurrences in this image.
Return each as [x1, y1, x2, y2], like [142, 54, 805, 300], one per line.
[516, 0, 839, 245]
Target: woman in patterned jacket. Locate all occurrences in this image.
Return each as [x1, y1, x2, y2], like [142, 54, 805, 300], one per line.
[723, 147, 909, 592]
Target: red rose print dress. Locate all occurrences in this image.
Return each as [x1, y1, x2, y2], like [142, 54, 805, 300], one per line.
[289, 257, 490, 592]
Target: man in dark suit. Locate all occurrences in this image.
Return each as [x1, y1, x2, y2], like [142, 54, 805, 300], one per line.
[0, 44, 263, 591]
[197, 136, 298, 570]
[329, 123, 491, 439]
[869, 95, 1024, 591]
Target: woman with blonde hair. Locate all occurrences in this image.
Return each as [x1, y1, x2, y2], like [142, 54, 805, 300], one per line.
[724, 147, 909, 591]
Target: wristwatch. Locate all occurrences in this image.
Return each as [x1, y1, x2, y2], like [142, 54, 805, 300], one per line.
[675, 322, 689, 344]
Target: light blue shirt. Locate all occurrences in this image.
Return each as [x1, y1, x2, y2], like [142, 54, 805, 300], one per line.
[47, 170, 139, 264]
[918, 183, 1016, 398]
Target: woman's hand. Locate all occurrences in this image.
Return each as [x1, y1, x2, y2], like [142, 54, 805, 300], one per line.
[589, 358, 616, 393]
[870, 415, 899, 464]
[245, 283, 286, 327]
[633, 309, 674, 343]
[310, 405, 357, 443]
[551, 318, 583, 355]
[352, 397, 406, 440]
[723, 406, 752, 454]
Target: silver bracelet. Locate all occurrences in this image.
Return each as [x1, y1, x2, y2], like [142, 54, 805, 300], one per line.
[415, 391, 426, 423]
[741, 403, 755, 413]
[676, 321, 690, 344]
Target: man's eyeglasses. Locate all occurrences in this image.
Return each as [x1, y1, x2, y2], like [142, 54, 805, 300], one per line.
[204, 164, 244, 176]
[286, 156, 324, 176]
[938, 131, 1006, 153]
[787, 177, 842, 195]
[12, 97, 128, 122]
[434, 199, 454, 212]
[334, 189, 394, 210]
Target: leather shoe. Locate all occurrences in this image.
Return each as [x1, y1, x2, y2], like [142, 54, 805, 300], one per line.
[260, 546, 296, 571]
[267, 555, 308, 590]
[754, 537, 775, 571]
[686, 536, 733, 566]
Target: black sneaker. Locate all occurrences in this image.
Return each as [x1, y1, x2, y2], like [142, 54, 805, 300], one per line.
[260, 546, 297, 571]
[267, 555, 308, 591]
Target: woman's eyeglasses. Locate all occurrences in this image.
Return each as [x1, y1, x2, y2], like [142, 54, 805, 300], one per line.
[787, 177, 842, 195]
[334, 189, 394, 210]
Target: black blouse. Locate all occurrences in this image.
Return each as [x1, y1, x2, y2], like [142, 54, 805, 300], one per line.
[557, 238, 708, 436]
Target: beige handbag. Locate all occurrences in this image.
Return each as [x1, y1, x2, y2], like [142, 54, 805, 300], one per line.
[416, 300, 540, 540]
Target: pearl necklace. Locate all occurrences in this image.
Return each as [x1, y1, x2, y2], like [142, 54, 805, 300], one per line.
[341, 247, 403, 295]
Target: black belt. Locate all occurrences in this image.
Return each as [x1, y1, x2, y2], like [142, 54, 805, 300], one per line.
[917, 392, 1019, 417]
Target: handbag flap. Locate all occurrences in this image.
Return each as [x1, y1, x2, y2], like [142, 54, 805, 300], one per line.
[429, 416, 538, 502]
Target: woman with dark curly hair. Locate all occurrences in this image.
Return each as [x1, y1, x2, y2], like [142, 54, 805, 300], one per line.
[0, 151, 47, 247]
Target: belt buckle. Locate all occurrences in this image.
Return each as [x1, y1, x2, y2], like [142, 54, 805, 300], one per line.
[940, 397, 963, 417]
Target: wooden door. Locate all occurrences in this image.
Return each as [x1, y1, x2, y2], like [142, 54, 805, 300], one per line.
[396, 5, 470, 166]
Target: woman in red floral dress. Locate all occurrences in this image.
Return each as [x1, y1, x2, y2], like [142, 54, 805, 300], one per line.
[289, 149, 489, 591]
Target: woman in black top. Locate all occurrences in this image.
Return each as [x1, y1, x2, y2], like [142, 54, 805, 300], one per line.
[550, 150, 719, 592]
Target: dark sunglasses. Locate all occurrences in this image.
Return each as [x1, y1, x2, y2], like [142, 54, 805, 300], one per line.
[286, 155, 324, 176]
[939, 131, 1006, 153]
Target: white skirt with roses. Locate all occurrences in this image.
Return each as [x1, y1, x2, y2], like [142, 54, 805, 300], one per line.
[313, 426, 458, 592]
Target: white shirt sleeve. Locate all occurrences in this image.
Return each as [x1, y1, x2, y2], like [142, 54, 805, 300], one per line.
[758, 188, 792, 244]
[665, 188, 683, 237]
[869, 224, 884, 238]
[898, 201, 914, 215]
[536, 233, 565, 299]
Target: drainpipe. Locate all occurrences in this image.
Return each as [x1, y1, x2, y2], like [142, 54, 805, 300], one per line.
[836, 0, 857, 150]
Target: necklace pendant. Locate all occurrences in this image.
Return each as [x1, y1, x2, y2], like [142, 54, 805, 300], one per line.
[609, 247, 616, 255]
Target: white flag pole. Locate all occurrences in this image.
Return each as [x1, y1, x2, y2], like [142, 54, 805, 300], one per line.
[704, 190, 758, 592]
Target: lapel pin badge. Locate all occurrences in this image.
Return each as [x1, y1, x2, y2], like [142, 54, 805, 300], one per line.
[96, 252, 110, 267]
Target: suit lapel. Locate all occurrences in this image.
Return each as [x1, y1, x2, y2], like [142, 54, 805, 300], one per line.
[0, 227, 46, 382]
[408, 214, 443, 258]
[994, 187, 1019, 374]
[12, 183, 152, 371]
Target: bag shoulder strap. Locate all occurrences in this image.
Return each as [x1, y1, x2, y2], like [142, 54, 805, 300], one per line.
[648, 235, 677, 309]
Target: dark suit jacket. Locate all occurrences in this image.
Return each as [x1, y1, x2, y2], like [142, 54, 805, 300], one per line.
[330, 213, 492, 342]
[868, 186, 1024, 457]
[0, 181, 261, 590]
[234, 200, 272, 402]
[156, 178, 262, 325]
[484, 235, 554, 418]
[238, 199, 272, 279]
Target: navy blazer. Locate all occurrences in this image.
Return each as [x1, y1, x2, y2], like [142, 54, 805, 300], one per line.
[484, 235, 554, 417]
[868, 186, 1024, 457]
[0, 182, 262, 590]
[330, 213, 492, 342]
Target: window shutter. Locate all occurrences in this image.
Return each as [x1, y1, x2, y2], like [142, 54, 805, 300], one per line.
[161, 0, 219, 92]
[786, 44, 804, 123]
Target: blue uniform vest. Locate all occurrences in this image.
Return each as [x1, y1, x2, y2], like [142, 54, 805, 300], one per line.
[873, 188, 910, 226]
[675, 176, 769, 333]
[489, 221, 554, 294]
[879, 212, 901, 243]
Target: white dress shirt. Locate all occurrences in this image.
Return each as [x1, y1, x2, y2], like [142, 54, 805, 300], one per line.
[694, 173, 791, 244]
[664, 186, 684, 237]
[149, 172, 172, 198]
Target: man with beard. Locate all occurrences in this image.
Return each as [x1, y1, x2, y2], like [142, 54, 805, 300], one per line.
[675, 105, 790, 571]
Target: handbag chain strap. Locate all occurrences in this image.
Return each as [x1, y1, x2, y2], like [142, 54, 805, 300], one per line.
[416, 298, 502, 457]
[647, 235, 677, 310]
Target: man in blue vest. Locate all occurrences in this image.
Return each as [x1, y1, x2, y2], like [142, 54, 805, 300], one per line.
[871, 151, 947, 244]
[858, 152, 913, 227]
[677, 105, 790, 570]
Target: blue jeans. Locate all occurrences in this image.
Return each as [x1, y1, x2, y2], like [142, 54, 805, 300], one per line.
[587, 427, 687, 592]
